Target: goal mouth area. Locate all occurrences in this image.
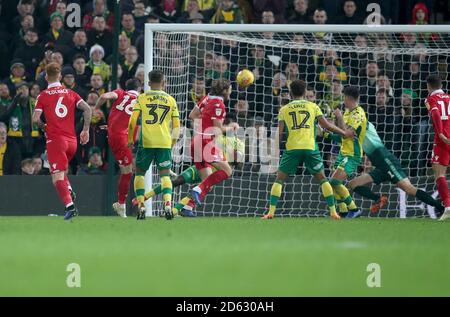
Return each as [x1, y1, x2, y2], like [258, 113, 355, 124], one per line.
[142, 24, 449, 219]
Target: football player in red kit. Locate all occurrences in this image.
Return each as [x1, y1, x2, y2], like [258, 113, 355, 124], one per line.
[95, 78, 141, 218]
[185, 79, 238, 210]
[32, 63, 92, 220]
[425, 75, 450, 220]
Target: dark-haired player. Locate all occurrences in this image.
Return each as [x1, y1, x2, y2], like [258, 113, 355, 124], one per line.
[182, 79, 239, 212]
[425, 75, 450, 220]
[95, 78, 141, 218]
[32, 62, 92, 220]
[262, 80, 355, 220]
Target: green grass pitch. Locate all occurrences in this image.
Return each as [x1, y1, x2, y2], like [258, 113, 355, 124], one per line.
[1, 216, 449, 296]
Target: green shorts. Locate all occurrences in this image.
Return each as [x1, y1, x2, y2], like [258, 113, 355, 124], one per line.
[135, 147, 172, 171]
[279, 149, 324, 176]
[334, 154, 362, 177]
[179, 165, 202, 184]
[368, 147, 407, 184]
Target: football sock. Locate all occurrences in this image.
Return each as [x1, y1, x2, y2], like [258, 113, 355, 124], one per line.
[161, 174, 173, 208]
[331, 179, 357, 210]
[334, 192, 348, 213]
[144, 187, 159, 200]
[416, 189, 445, 212]
[436, 177, 450, 208]
[320, 179, 337, 215]
[353, 186, 381, 201]
[173, 196, 192, 214]
[134, 174, 145, 204]
[55, 179, 73, 207]
[196, 170, 229, 194]
[268, 181, 283, 216]
[118, 172, 132, 204]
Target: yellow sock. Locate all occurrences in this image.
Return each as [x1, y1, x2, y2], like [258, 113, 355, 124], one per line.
[268, 181, 283, 216]
[161, 175, 172, 208]
[134, 175, 146, 204]
[331, 180, 357, 210]
[334, 192, 348, 213]
[144, 189, 156, 200]
[173, 196, 191, 215]
[320, 180, 337, 215]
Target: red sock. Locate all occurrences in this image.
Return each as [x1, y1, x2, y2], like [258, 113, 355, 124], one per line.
[199, 170, 229, 194]
[436, 177, 450, 208]
[55, 180, 73, 206]
[64, 175, 72, 191]
[118, 173, 132, 204]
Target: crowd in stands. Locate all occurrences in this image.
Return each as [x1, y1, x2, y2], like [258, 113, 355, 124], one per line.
[0, 0, 449, 177]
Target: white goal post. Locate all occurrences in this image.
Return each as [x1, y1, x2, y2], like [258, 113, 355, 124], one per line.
[143, 23, 450, 218]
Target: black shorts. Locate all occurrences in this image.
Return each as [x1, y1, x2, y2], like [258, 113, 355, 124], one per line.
[368, 147, 407, 185]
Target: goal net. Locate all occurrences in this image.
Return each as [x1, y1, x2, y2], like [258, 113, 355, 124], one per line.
[144, 24, 450, 218]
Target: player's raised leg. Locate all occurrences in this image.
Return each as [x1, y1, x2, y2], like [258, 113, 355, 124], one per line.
[113, 163, 133, 218]
[433, 163, 450, 220]
[191, 161, 232, 206]
[349, 173, 388, 213]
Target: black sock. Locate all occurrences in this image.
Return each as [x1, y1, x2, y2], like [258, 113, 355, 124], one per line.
[353, 186, 381, 201]
[416, 189, 444, 212]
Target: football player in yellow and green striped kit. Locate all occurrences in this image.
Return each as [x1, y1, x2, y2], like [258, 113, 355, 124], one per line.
[128, 70, 180, 220]
[329, 86, 367, 218]
[262, 80, 355, 220]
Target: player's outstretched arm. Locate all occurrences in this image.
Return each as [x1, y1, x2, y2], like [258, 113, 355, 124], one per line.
[318, 116, 354, 139]
[95, 91, 119, 110]
[32, 109, 45, 130]
[77, 100, 92, 145]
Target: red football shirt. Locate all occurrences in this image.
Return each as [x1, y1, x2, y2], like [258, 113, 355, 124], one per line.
[196, 95, 226, 136]
[35, 82, 82, 140]
[426, 89, 450, 145]
[108, 89, 139, 136]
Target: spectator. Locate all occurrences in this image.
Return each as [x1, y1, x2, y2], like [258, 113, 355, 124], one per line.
[121, 13, 141, 45]
[29, 83, 41, 99]
[320, 79, 344, 118]
[0, 83, 12, 109]
[31, 155, 45, 175]
[333, 0, 363, 24]
[181, 0, 216, 20]
[373, 36, 402, 79]
[206, 55, 231, 80]
[11, 0, 38, 42]
[106, 33, 131, 65]
[134, 64, 145, 87]
[369, 88, 395, 151]
[132, 1, 151, 29]
[284, 62, 299, 86]
[346, 34, 372, 77]
[2, 82, 44, 158]
[0, 122, 22, 175]
[188, 77, 206, 115]
[177, 0, 203, 23]
[253, 0, 287, 23]
[155, 0, 181, 23]
[263, 71, 288, 125]
[83, 0, 114, 32]
[73, 54, 93, 90]
[393, 89, 420, 175]
[313, 8, 328, 24]
[21, 158, 35, 175]
[35, 43, 54, 81]
[189, 12, 205, 23]
[4, 60, 32, 95]
[61, 66, 86, 99]
[42, 12, 74, 58]
[87, 44, 111, 83]
[14, 28, 44, 79]
[287, 0, 312, 24]
[89, 74, 106, 96]
[77, 146, 107, 175]
[261, 11, 275, 24]
[410, 2, 429, 25]
[53, 0, 76, 32]
[284, 34, 315, 84]
[351, 60, 379, 107]
[234, 98, 252, 127]
[68, 29, 90, 62]
[120, 46, 141, 88]
[211, 0, 244, 24]
[87, 15, 114, 58]
[376, 74, 394, 99]
[12, 14, 35, 52]
[305, 87, 317, 103]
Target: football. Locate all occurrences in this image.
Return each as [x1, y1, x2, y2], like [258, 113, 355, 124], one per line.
[236, 69, 255, 88]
